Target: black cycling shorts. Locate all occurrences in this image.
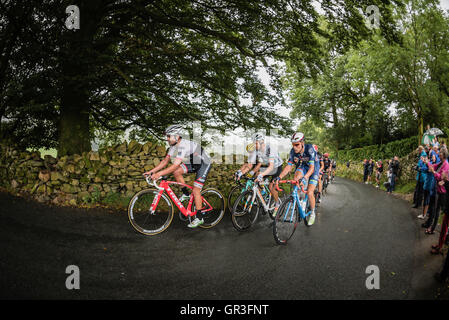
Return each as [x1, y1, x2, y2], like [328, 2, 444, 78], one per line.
[180, 161, 211, 189]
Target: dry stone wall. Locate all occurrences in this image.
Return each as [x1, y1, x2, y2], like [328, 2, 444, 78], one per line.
[0, 141, 241, 206]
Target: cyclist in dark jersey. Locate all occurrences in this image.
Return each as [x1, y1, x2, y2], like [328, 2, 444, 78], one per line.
[315, 146, 324, 204]
[275, 132, 320, 225]
[322, 153, 332, 186]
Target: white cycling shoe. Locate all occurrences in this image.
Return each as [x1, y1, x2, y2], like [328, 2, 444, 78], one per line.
[308, 211, 316, 225]
[188, 217, 204, 228]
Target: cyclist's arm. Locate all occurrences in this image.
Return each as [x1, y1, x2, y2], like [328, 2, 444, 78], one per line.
[154, 157, 183, 177]
[145, 155, 170, 175]
[259, 160, 274, 178]
[278, 163, 292, 180]
[239, 163, 253, 175]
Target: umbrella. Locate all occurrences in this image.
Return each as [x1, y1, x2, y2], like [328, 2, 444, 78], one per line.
[424, 128, 444, 136]
[422, 134, 432, 145]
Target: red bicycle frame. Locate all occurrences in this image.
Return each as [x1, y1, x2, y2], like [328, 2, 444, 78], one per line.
[150, 179, 214, 217]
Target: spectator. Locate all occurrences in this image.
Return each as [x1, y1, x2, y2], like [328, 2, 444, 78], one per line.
[419, 153, 437, 221]
[431, 170, 449, 255]
[424, 147, 449, 235]
[346, 160, 350, 168]
[387, 156, 400, 194]
[367, 159, 374, 184]
[375, 160, 383, 188]
[413, 147, 428, 209]
[363, 159, 369, 184]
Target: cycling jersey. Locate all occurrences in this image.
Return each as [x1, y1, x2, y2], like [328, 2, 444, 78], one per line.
[248, 144, 283, 168]
[323, 158, 331, 170]
[287, 144, 320, 186]
[166, 139, 211, 189]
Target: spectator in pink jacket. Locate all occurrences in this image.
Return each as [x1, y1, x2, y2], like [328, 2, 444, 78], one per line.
[424, 147, 449, 236]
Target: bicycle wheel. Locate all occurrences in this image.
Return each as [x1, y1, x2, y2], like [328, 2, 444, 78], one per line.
[273, 195, 298, 245]
[231, 190, 260, 231]
[199, 188, 225, 228]
[227, 184, 242, 215]
[128, 189, 174, 236]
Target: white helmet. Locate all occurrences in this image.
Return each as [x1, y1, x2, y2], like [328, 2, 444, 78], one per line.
[165, 124, 184, 137]
[291, 132, 304, 143]
[252, 132, 265, 142]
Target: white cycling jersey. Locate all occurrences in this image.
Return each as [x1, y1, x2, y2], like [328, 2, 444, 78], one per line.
[167, 139, 210, 165]
[248, 144, 282, 168]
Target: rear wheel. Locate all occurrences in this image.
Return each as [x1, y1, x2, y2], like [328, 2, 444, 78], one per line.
[128, 189, 174, 236]
[231, 190, 259, 231]
[227, 184, 243, 215]
[198, 188, 225, 228]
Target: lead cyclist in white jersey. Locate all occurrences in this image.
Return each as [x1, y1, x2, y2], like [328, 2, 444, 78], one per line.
[235, 133, 283, 213]
[145, 125, 211, 228]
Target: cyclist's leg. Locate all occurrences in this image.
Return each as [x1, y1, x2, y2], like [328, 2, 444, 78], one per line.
[307, 174, 319, 211]
[262, 166, 282, 203]
[192, 161, 212, 212]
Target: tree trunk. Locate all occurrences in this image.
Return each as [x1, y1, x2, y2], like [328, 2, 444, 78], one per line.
[57, 1, 104, 156]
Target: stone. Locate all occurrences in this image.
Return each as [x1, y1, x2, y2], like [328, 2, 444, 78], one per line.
[66, 163, 76, 174]
[51, 171, 64, 181]
[10, 180, 19, 189]
[29, 160, 44, 167]
[115, 142, 127, 154]
[89, 151, 100, 161]
[61, 184, 77, 194]
[44, 155, 58, 165]
[38, 170, 51, 183]
[128, 140, 142, 154]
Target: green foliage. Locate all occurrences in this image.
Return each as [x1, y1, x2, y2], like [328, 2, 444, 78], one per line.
[337, 136, 418, 161]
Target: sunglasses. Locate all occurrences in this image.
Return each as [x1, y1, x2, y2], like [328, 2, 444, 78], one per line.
[293, 143, 301, 147]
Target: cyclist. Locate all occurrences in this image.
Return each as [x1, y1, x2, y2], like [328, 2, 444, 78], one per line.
[144, 125, 211, 228]
[314, 145, 324, 204]
[236, 132, 283, 214]
[331, 159, 337, 181]
[322, 153, 332, 186]
[275, 132, 320, 225]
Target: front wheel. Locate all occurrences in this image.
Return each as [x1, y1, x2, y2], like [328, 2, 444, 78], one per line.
[231, 190, 259, 231]
[273, 195, 298, 245]
[128, 189, 174, 236]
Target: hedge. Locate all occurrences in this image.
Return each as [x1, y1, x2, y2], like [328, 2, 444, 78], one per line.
[337, 136, 419, 162]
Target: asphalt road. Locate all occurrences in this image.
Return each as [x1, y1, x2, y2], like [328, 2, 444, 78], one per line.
[0, 177, 443, 299]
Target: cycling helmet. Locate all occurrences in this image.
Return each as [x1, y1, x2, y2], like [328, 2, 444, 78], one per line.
[246, 143, 256, 153]
[252, 132, 265, 142]
[324, 153, 329, 158]
[165, 124, 184, 137]
[291, 132, 305, 143]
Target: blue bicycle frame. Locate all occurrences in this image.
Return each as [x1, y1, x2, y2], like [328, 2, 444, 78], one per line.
[283, 184, 311, 222]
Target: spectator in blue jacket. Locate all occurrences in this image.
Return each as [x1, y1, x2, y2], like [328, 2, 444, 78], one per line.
[419, 153, 436, 220]
[413, 146, 427, 209]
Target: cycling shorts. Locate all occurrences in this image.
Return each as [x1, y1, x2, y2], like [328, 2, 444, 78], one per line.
[260, 165, 283, 181]
[180, 161, 211, 189]
[295, 167, 319, 186]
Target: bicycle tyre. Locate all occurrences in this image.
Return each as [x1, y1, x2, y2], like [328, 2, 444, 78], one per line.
[227, 184, 242, 215]
[199, 188, 226, 228]
[231, 190, 260, 231]
[273, 195, 298, 245]
[128, 189, 174, 236]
